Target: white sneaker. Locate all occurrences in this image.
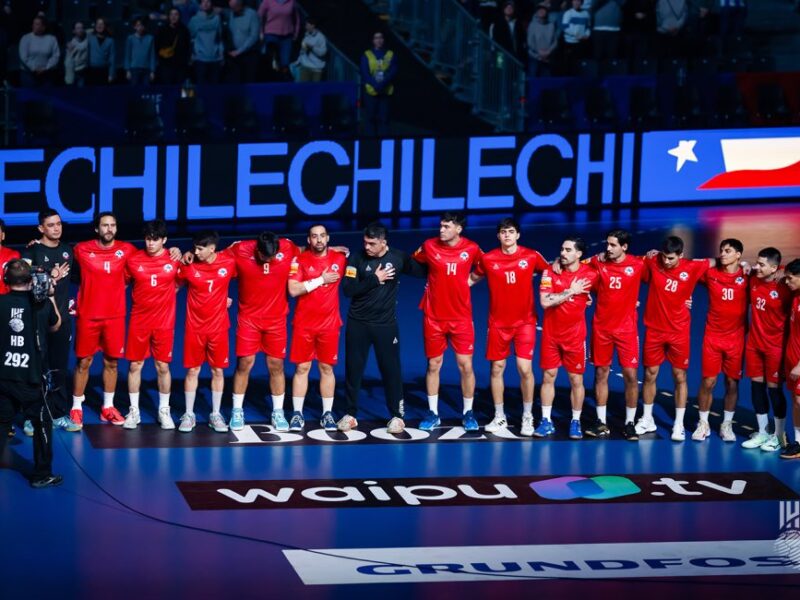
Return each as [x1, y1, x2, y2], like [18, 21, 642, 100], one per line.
[158, 406, 175, 430]
[520, 413, 534, 437]
[761, 434, 785, 452]
[337, 415, 358, 432]
[208, 412, 228, 433]
[485, 416, 508, 433]
[123, 408, 140, 430]
[742, 431, 770, 449]
[386, 417, 405, 434]
[719, 421, 735, 442]
[671, 427, 685, 442]
[178, 412, 196, 433]
[635, 416, 657, 435]
[691, 420, 710, 441]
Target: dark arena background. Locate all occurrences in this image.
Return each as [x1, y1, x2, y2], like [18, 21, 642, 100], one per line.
[1, 1, 800, 598]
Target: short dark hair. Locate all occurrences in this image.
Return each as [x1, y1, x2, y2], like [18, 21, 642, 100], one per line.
[440, 212, 465, 228]
[496, 217, 520, 234]
[94, 211, 116, 229]
[563, 236, 586, 256]
[192, 229, 219, 248]
[606, 228, 631, 249]
[0, 218, 6, 235]
[132, 16, 145, 27]
[661, 235, 684, 255]
[142, 219, 168, 240]
[363, 221, 388, 240]
[785, 258, 800, 277]
[306, 16, 318, 26]
[758, 247, 781, 267]
[308, 223, 328, 237]
[3, 259, 32, 286]
[256, 231, 279, 258]
[38, 208, 60, 225]
[719, 238, 743, 254]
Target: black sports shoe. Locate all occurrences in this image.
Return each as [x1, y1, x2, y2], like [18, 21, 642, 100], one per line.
[584, 420, 610, 438]
[30, 474, 64, 489]
[780, 441, 800, 460]
[623, 422, 639, 441]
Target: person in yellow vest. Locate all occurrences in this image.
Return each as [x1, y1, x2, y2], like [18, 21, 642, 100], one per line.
[360, 31, 397, 137]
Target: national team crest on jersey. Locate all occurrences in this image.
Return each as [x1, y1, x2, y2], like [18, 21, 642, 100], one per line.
[624, 266, 634, 276]
[331, 264, 340, 272]
[115, 250, 124, 258]
[735, 277, 745, 285]
[459, 251, 469, 261]
[518, 260, 528, 269]
[62, 251, 69, 259]
[770, 290, 779, 299]
[385, 262, 393, 270]
[218, 268, 228, 277]
[679, 271, 689, 281]
[164, 264, 174, 272]
[275, 252, 284, 261]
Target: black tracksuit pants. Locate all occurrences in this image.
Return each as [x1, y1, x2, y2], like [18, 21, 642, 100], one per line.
[0, 380, 54, 479]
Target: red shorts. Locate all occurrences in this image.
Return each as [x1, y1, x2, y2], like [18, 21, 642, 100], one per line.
[644, 328, 690, 369]
[486, 322, 535, 361]
[290, 327, 340, 365]
[236, 318, 287, 358]
[701, 333, 744, 379]
[540, 333, 586, 374]
[745, 343, 783, 384]
[423, 317, 475, 358]
[126, 327, 174, 363]
[785, 355, 800, 396]
[591, 326, 639, 369]
[183, 330, 230, 369]
[75, 316, 125, 359]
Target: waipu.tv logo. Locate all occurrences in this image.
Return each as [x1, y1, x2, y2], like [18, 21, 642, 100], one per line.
[530, 476, 641, 501]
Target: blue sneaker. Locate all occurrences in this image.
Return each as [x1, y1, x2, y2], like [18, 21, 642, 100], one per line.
[23, 420, 34, 437]
[320, 411, 337, 431]
[289, 411, 305, 431]
[533, 417, 555, 438]
[271, 409, 289, 432]
[569, 419, 583, 440]
[419, 410, 441, 431]
[229, 407, 245, 431]
[462, 410, 479, 432]
[52, 415, 81, 433]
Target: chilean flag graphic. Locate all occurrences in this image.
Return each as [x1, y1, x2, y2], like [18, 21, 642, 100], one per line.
[639, 128, 800, 203]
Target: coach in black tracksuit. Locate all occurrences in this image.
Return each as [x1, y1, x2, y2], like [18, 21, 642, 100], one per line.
[340, 222, 426, 428]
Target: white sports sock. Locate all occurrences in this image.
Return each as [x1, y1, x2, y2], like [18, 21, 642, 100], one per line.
[427, 395, 439, 413]
[572, 410, 581, 421]
[211, 391, 223, 414]
[184, 391, 196, 414]
[232, 393, 244, 409]
[129, 393, 140, 411]
[625, 406, 636, 423]
[494, 404, 505, 419]
[596, 405, 607, 424]
[775, 417, 786, 439]
[103, 392, 115, 409]
[643, 403, 654, 420]
[322, 397, 334, 413]
[292, 396, 305, 412]
[542, 405, 552, 420]
[675, 407, 686, 429]
[462, 397, 474, 414]
[522, 401, 533, 416]
[158, 393, 170, 409]
[272, 394, 285, 411]
[699, 410, 709, 423]
[795, 426, 800, 441]
[756, 413, 769, 433]
[72, 395, 85, 411]
[723, 410, 735, 423]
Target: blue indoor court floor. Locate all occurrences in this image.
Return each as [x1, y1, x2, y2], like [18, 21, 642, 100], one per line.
[1, 204, 799, 598]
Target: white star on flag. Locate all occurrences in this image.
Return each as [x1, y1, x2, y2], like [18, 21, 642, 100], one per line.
[667, 140, 698, 172]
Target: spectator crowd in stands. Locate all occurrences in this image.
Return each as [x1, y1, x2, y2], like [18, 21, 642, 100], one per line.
[1, 0, 331, 87]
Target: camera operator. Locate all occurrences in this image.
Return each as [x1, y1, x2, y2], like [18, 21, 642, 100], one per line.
[0, 259, 63, 488]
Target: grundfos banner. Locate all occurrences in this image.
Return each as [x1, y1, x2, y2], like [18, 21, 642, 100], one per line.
[1, 128, 798, 227]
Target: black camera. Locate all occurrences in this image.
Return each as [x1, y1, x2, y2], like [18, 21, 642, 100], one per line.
[31, 266, 52, 303]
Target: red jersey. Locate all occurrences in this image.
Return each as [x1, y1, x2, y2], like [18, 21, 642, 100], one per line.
[0, 246, 21, 294]
[289, 250, 347, 330]
[702, 267, 748, 336]
[540, 263, 598, 339]
[178, 250, 237, 334]
[231, 238, 300, 324]
[73, 240, 137, 320]
[126, 249, 180, 329]
[474, 246, 549, 328]
[590, 254, 646, 331]
[413, 236, 482, 322]
[787, 295, 800, 365]
[644, 256, 709, 333]
[748, 276, 792, 352]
